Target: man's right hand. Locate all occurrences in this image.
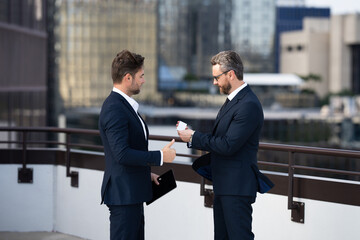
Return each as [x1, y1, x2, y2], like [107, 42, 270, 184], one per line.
[162, 139, 176, 163]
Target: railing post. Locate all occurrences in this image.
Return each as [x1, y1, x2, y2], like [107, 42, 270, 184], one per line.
[288, 151, 305, 223]
[18, 131, 33, 183]
[287, 151, 295, 209]
[200, 177, 214, 208]
[66, 133, 71, 177]
[66, 133, 79, 187]
[200, 177, 206, 196]
[22, 131, 27, 169]
[199, 151, 214, 208]
[7, 93, 11, 149]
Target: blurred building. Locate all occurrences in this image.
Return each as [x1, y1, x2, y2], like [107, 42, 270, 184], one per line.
[275, 6, 330, 73]
[0, 0, 47, 128]
[55, 0, 159, 109]
[159, 0, 279, 90]
[330, 14, 360, 95]
[158, 0, 191, 77]
[280, 18, 330, 97]
[158, 0, 231, 84]
[280, 13, 360, 98]
[231, 0, 276, 73]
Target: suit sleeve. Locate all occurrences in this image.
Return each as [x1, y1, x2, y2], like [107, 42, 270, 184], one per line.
[191, 102, 261, 156]
[102, 107, 161, 167]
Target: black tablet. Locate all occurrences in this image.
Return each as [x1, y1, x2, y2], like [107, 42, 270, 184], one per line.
[146, 169, 177, 205]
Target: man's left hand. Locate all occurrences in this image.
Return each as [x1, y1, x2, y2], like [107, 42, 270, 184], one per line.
[151, 173, 160, 185]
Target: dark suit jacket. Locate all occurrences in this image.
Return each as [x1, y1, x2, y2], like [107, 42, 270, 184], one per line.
[99, 91, 161, 205]
[191, 85, 263, 197]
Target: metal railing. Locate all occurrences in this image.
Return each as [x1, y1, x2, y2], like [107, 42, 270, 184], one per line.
[259, 142, 360, 210]
[1, 126, 360, 223]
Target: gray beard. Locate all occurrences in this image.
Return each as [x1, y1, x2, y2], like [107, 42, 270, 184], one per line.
[220, 82, 231, 95]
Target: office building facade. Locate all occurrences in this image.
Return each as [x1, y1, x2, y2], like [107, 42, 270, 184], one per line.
[281, 14, 360, 98]
[281, 18, 330, 97]
[158, 0, 231, 85]
[55, 0, 159, 109]
[231, 0, 276, 73]
[0, 0, 47, 128]
[159, 0, 277, 91]
[275, 6, 330, 72]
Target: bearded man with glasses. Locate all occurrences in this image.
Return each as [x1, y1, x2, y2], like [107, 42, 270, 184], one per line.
[178, 50, 273, 240]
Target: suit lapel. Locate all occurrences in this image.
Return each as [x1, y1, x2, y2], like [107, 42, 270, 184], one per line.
[112, 92, 147, 140]
[212, 86, 250, 133]
[137, 112, 149, 141]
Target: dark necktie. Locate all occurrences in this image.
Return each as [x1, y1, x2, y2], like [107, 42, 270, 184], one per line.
[217, 98, 230, 119]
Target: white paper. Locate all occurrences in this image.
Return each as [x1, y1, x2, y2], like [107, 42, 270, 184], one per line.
[177, 121, 187, 131]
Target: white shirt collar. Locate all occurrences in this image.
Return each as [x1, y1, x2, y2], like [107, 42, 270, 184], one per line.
[112, 87, 148, 140]
[227, 82, 247, 101]
[112, 87, 139, 112]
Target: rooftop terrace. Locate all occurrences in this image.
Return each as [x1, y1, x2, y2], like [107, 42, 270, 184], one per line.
[1, 127, 360, 240]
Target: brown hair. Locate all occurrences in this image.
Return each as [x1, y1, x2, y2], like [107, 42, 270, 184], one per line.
[211, 50, 244, 80]
[111, 50, 145, 84]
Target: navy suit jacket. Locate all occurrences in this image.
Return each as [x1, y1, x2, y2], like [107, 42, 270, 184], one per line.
[191, 85, 264, 197]
[99, 91, 161, 205]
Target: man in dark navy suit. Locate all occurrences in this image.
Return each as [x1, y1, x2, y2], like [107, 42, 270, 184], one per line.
[99, 50, 176, 240]
[178, 50, 265, 240]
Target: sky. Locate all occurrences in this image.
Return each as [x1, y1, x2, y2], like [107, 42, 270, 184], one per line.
[305, 0, 360, 14]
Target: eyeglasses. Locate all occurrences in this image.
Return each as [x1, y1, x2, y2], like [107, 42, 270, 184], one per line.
[213, 70, 231, 81]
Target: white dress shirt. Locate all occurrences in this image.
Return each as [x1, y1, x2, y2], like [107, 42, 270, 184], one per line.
[227, 82, 247, 101]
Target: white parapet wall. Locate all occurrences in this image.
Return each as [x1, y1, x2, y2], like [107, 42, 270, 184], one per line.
[0, 164, 55, 232]
[1, 163, 360, 240]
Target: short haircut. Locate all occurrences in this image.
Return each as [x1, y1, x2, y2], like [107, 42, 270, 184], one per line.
[211, 50, 244, 80]
[111, 50, 145, 84]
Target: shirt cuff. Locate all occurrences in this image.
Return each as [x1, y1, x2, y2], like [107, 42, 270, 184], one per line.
[189, 131, 195, 144]
[160, 150, 163, 166]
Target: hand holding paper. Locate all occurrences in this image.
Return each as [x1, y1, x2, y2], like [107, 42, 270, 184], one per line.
[176, 121, 187, 130]
[176, 121, 194, 143]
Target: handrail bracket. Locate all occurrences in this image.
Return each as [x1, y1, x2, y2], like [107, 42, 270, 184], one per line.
[291, 201, 305, 223]
[18, 167, 33, 183]
[18, 131, 33, 183]
[288, 151, 305, 223]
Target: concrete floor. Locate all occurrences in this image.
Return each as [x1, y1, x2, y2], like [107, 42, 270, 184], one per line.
[0, 232, 87, 240]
